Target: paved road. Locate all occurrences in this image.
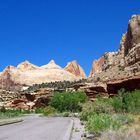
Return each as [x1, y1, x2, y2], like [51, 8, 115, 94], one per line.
[0, 115, 73, 140]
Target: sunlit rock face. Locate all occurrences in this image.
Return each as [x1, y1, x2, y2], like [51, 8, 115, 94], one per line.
[89, 15, 140, 81]
[124, 15, 140, 56]
[89, 56, 105, 78]
[123, 15, 140, 73]
[17, 61, 39, 70]
[41, 60, 62, 69]
[65, 60, 87, 79]
[0, 60, 81, 91]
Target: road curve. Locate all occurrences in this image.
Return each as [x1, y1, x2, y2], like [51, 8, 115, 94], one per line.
[0, 115, 73, 140]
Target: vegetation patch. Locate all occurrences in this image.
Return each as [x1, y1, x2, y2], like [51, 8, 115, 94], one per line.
[49, 92, 87, 112]
[0, 107, 31, 119]
[80, 90, 140, 135]
[26, 79, 87, 92]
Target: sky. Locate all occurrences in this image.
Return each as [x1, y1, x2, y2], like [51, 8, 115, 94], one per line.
[0, 0, 140, 76]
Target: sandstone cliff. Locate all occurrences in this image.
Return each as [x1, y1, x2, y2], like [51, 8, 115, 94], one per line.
[17, 61, 39, 70]
[0, 60, 81, 91]
[64, 60, 86, 78]
[89, 15, 140, 81]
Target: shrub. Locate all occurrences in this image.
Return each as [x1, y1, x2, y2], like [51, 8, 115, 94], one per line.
[86, 114, 115, 133]
[122, 90, 140, 113]
[35, 108, 45, 114]
[80, 99, 114, 121]
[35, 106, 57, 116]
[0, 106, 6, 113]
[61, 112, 70, 117]
[110, 90, 140, 113]
[49, 92, 87, 112]
[86, 114, 133, 134]
[110, 96, 124, 113]
[43, 106, 57, 116]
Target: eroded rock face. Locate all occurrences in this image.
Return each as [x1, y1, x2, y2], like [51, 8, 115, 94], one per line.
[89, 15, 140, 81]
[8, 99, 29, 110]
[65, 60, 86, 78]
[0, 66, 22, 91]
[71, 82, 108, 101]
[17, 61, 39, 70]
[89, 56, 104, 78]
[124, 15, 140, 56]
[107, 76, 140, 95]
[0, 89, 21, 106]
[41, 60, 61, 69]
[89, 52, 122, 79]
[0, 60, 80, 91]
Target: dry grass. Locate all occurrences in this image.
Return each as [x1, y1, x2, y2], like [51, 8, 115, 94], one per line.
[99, 128, 140, 140]
[99, 114, 140, 140]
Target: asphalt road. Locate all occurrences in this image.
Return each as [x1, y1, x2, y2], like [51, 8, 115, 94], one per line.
[0, 115, 73, 140]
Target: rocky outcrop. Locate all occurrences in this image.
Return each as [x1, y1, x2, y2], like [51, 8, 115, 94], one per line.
[17, 61, 39, 70]
[41, 60, 61, 69]
[89, 56, 104, 78]
[117, 15, 140, 74]
[124, 15, 140, 56]
[0, 89, 21, 107]
[70, 82, 108, 101]
[7, 99, 29, 110]
[89, 15, 140, 81]
[107, 76, 140, 95]
[0, 60, 81, 91]
[0, 66, 23, 91]
[65, 60, 86, 78]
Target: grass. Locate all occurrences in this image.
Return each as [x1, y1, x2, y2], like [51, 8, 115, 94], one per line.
[86, 113, 133, 133]
[100, 128, 140, 140]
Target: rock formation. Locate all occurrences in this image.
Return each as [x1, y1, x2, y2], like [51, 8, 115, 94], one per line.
[89, 56, 105, 78]
[17, 61, 39, 70]
[1, 14, 140, 109]
[0, 60, 81, 91]
[41, 60, 61, 69]
[89, 15, 140, 82]
[65, 60, 86, 78]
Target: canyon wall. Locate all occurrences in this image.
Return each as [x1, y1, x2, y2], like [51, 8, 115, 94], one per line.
[90, 15, 140, 82]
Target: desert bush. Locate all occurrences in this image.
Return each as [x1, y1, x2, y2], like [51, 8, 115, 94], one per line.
[110, 89, 140, 113]
[86, 113, 133, 134]
[110, 96, 124, 113]
[49, 92, 87, 112]
[35, 108, 45, 114]
[0, 106, 6, 113]
[122, 90, 140, 113]
[35, 106, 57, 116]
[61, 112, 70, 117]
[43, 106, 57, 116]
[86, 114, 113, 133]
[80, 99, 114, 121]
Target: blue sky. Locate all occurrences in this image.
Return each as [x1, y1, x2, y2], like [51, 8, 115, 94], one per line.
[0, 0, 140, 76]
